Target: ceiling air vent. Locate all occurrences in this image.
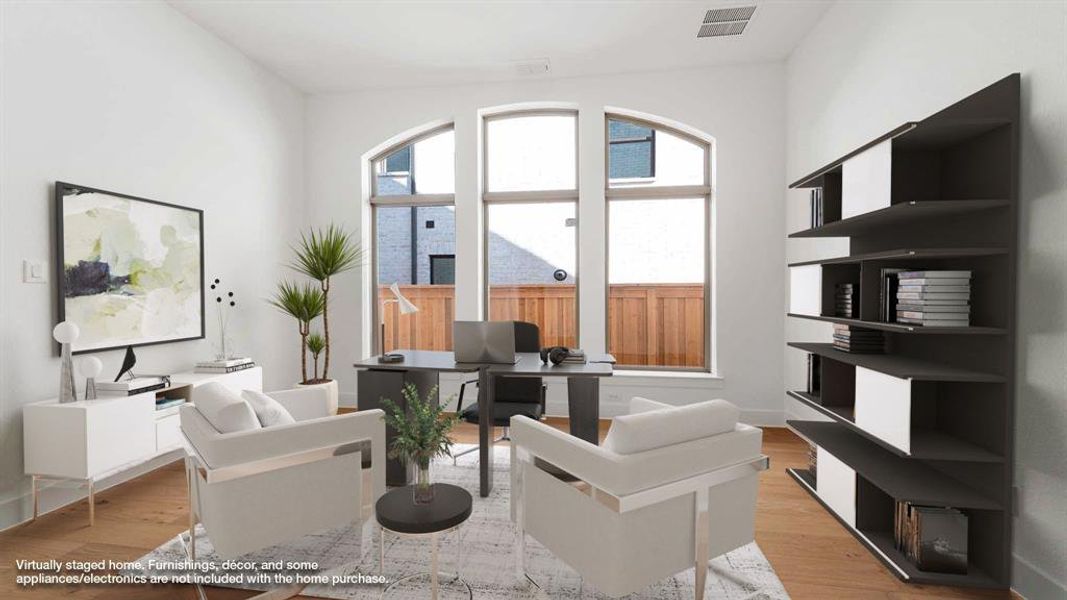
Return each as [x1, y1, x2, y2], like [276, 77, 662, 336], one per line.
[697, 5, 756, 38]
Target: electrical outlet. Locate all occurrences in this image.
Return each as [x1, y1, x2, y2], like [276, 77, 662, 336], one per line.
[23, 259, 47, 283]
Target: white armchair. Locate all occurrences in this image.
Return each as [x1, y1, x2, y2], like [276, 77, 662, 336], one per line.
[180, 385, 385, 564]
[510, 397, 768, 599]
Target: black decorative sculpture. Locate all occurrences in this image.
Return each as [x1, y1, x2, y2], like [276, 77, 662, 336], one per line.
[114, 345, 137, 382]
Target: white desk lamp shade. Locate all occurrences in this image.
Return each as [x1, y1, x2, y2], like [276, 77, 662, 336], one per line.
[79, 356, 103, 378]
[389, 282, 419, 315]
[53, 321, 80, 344]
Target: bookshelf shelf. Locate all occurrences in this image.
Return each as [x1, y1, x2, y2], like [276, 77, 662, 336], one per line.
[787, 391, 1003, 463]
[787, 421, 1002, 510]
[785, 75, 1018, 588]
[788, 342, 1004, 382]
[787, 313, 1006, 335]
[786, 468, 1003, 589]
[788, 247, 1007, 268]
[788, 199, 1009, 239]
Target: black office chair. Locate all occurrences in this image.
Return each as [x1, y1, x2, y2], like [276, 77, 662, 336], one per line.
[453, 321, 546, 463]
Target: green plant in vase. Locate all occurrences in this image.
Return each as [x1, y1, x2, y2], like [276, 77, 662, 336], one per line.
[380, 383, 459, 504]
[289, 224, 364, 382]
[268, 281, 325, 384]
[306, 332, 325, 381]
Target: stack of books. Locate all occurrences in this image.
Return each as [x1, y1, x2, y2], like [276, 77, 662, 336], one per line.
[96, 376, 168, 396]
[832, 324, 884, 353]
[194, 357, 256, 374]
[559, 349, 587, 365]
[807, 443, 818, 479]
[895, 501, 969, 574]
[895, 270, 971, 327]
[834, 283, 857, 318]
[809, 188, 824, 228]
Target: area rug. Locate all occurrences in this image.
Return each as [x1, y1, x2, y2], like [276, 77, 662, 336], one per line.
[131, 445, 789, 599]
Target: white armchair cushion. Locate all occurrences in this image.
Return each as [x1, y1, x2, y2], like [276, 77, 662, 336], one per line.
[602, 398, 739, 455]
[242, 390, 296, 427]
[193, 382, 261, 434]
[628, 396, 672, 414]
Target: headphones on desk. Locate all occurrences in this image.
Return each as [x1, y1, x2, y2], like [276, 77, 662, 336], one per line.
[540, 346, 571, 366]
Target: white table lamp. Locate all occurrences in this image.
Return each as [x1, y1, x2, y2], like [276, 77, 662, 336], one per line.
[381, 283, 419, 354]
[53, 321, 80, 403]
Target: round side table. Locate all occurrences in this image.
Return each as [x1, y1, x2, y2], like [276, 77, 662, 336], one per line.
[375, 483, 473, 600]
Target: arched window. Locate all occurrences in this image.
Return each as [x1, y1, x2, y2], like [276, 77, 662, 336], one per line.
[370, 125, 456, 352]
[606, 115, 711, 370]
[483, 110, 579, 347]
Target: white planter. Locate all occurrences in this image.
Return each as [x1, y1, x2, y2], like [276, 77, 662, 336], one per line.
[295, 379, 339, 415]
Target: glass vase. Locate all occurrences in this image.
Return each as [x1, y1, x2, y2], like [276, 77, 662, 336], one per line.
[412, 461, 434, 505]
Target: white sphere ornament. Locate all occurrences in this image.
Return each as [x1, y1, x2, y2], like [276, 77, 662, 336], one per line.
[53, 321, 80, 344]
[79, 356, 103, 378]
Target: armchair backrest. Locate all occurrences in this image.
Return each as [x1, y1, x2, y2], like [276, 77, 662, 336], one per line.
[495, 320, 543, 405]
[181, 404, 385, 559]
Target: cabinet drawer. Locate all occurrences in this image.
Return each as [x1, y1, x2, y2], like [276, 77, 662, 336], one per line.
[155, 414, 183, 452]
[841, 140, 892, 219]
[789, 265, 822, 316]
[854, 367, 912, 453]
[815, 446, 856, 526]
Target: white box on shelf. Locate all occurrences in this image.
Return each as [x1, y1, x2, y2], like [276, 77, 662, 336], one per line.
[171, 365, 262, 392]
[841, 140, 892, 219]
[815, 446, 856, 526]
[854, 366, 912, 453]
[789, 264, 823, 316]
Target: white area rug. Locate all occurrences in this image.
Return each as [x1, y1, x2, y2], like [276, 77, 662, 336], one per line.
[132, 445, 789, 599]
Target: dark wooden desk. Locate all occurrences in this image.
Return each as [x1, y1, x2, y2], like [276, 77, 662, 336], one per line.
[354, 350, 613, 497]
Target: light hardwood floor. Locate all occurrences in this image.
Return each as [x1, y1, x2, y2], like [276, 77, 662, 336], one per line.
[0, 421, 1014, 600]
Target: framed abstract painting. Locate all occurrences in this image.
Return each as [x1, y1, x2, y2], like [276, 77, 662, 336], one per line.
[55, 182, 204, 354]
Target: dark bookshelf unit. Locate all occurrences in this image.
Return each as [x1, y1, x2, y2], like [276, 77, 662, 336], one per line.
[785, 75, 1018, 589]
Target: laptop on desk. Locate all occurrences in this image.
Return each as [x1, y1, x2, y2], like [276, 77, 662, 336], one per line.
[453, 321, 519, 364]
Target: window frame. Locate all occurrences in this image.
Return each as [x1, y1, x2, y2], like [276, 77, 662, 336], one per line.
[604, 114, 713, 372]
[481, 110, 580, 345]
[369, 124, 456, 353]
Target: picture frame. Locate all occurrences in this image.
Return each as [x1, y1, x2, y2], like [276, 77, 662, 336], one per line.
[54, 181, 205, 354]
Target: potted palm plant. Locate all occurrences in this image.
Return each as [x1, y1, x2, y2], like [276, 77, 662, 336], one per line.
[380, 383, 459, 504]
[268, 281, 335, 412]
[282, 224, 362, 414]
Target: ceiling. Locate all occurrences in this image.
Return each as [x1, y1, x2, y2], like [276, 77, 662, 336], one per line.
[168, 1, 832, 94]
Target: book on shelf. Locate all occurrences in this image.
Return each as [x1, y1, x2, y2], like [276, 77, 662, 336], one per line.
[196, 357, 253, 368]
[895, 299, 971, 306]
[898, 310, 970, 320]
[193, 362, 257, 374]
[806, 354, 821, 397]
[96, 377, 168, 395]
[896, 303, 971, 313]
[894, 277, 971, 286]
[809, 188, 824, 228]
[894, 501, 968, 574]
[878, 268, 906, 323]
[898, 270, 972, 280]
[155, 398, 186, 411]
[896, 284, 971, 293]
[897, 291, 971, 301]
[896, 317, 970, 327]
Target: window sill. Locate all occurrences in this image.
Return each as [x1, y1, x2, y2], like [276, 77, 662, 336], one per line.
[605, 369, 724, 388]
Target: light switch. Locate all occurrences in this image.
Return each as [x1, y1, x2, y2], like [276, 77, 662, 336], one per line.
[23, 260, 47, 283]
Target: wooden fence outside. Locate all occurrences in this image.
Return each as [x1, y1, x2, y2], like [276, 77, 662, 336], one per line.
[380, 283, 705, 367]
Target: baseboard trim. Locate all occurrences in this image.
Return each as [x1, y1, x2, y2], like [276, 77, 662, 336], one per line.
[0, 449, 185, 534]
[1012, 553, 1066, 600]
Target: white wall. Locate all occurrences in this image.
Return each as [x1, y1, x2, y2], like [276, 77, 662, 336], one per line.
[0, 2, 306, 528]
[306, 63, 787, 424]
[783, 3, 1067, 598]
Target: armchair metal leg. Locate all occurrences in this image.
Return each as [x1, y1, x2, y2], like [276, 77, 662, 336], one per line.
[694, 487, 710, 600]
